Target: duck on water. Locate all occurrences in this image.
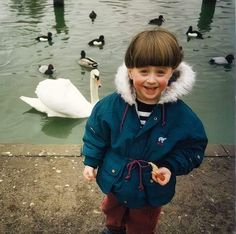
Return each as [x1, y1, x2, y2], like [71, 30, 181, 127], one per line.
[35, 32, 52, 42]
[209, 54, 234, 65]
[88, 35, 105, 47]
[186, 26, 203, 39]
[148, 15, 165, 26]
[38, 64, 55, 75]
[78, 50, 98, 69]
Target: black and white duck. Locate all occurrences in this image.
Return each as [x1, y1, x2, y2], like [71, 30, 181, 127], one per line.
[88, 35, 105, 47]
[35, 32, 52, 42]
[209, 54, 234, 65]
[186, 26, 203, 39]
[38, 64, 55, 75]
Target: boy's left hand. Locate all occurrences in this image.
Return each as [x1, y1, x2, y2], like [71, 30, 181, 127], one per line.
[151, 167, 171, 186]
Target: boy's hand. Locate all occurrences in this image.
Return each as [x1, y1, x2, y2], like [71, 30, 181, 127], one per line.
[83, 165, 97, 181]
[151, 167, 171, 185]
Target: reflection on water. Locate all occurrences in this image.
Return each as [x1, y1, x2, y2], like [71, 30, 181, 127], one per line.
[53, 5, 69, 34]
[197, 0, 216, 32]
[0, 0, 234, 144]
[23, 109, 83, 139]
[42, 118, 82, 139]
[9, 0, 48, 18]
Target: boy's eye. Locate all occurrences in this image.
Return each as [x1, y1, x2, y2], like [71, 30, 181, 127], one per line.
[156, 70, 166, 76]
[156, 70, 165, 74]
[139, 69, 148, 74]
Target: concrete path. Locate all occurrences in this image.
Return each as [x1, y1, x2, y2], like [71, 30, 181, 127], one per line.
[0, 144, 235, 234]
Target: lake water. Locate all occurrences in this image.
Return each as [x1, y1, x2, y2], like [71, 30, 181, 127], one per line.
[0, 0, 234, 144]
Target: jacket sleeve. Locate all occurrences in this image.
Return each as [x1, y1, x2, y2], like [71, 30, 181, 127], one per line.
[158, 120, 208, 176]
[82, 102, 111, 168]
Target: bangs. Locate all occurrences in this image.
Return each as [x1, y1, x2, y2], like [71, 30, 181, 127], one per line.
[125, 30, 182, 69]
[132, 42, 177, 68]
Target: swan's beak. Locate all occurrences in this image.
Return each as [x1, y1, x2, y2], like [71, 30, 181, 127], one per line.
[95, 76, 102, 88]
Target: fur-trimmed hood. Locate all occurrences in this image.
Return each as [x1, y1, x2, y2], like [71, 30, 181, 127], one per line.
[115, 62, 196, 105]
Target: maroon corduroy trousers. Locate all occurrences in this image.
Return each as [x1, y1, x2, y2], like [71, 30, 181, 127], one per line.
[101, 193, 161, 234]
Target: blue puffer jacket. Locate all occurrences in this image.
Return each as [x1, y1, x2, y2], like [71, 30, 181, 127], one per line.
[82, 62, 208, 208]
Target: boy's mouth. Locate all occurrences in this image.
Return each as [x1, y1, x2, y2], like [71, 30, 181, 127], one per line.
[144, 86, 158, 94]
[144, 86, 158, 91]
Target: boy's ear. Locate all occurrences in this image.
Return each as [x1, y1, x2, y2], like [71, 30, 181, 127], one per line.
[128, 69, 133, 80]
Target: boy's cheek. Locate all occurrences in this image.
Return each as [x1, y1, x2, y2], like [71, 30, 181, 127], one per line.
[159, 79, 169, 90]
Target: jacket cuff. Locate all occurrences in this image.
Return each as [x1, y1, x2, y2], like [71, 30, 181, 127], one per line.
[83, 156, 100, 168]
[157, 161, 175, 173]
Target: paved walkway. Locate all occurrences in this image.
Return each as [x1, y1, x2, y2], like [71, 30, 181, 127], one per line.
[0, 144, 235, 234]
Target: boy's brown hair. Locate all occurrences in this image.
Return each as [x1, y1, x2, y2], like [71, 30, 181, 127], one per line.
[125, 29, 183, 69]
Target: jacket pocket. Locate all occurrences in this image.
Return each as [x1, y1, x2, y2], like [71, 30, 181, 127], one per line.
[96, 154, 127, 194]
[144, 173, 176, 206]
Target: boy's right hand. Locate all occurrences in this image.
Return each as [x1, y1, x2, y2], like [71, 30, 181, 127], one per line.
[83, 165, 97, 181]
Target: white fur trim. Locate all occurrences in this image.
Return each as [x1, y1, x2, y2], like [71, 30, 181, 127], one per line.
[115, 62, 196, 105]
[159, 62, 196, 104]
[115, 63, 136, 105]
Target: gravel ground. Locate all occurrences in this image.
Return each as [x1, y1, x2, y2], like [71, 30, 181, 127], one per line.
[0, 151, 235, 234]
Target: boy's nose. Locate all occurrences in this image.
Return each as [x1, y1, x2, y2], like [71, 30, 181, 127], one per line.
[146, 74, 157, 82]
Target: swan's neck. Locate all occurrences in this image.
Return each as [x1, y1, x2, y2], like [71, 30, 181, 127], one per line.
[90, 75, 99, 105]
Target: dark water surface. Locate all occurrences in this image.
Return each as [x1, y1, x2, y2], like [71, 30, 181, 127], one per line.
[0, 0, 234, 144]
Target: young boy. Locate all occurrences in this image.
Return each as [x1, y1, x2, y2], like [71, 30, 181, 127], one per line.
[82, 29, 208, 234]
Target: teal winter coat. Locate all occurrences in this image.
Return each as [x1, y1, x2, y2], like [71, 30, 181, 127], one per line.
[82, 62, 208, 208]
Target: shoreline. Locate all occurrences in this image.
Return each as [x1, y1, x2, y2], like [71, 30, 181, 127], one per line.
[0, 143, 234, 157]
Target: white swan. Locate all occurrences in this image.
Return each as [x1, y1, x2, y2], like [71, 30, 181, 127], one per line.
[20, 69, 101, 118]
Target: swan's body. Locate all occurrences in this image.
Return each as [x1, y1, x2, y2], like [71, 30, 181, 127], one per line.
[78, 50, 98, 69]
[20, 69, 101, 118]
[39, 64, 55, 75]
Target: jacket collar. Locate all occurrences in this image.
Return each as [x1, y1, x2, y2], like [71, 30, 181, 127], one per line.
[114, 62, 196, 105]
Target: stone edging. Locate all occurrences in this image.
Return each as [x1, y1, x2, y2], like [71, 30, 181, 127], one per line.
[0, 143, 235, 157]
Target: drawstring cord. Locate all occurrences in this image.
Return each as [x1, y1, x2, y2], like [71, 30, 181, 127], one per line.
[120, 104, 166, 191]
[161, 104, 166, 126]
[120, 103, 129, 132]
[125, 159, 150, 191]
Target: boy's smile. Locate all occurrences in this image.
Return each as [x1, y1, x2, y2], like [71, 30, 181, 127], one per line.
[128, 66, 173, 104]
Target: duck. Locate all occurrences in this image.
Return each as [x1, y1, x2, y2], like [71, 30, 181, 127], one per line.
[186, 26, 203, 39]
[209, 54, 234, 65]
[88, 35, 105, 47]
[148, 15, 165, 26]
[20, 69, 101, 118]
[78, 50, 98, 69]
[89, 10, 97, 22]
[38, 64, 55, 75]
[35, 32, 52, 42]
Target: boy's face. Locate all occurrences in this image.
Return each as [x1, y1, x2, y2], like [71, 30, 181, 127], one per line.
[128, 66, 173, 104]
